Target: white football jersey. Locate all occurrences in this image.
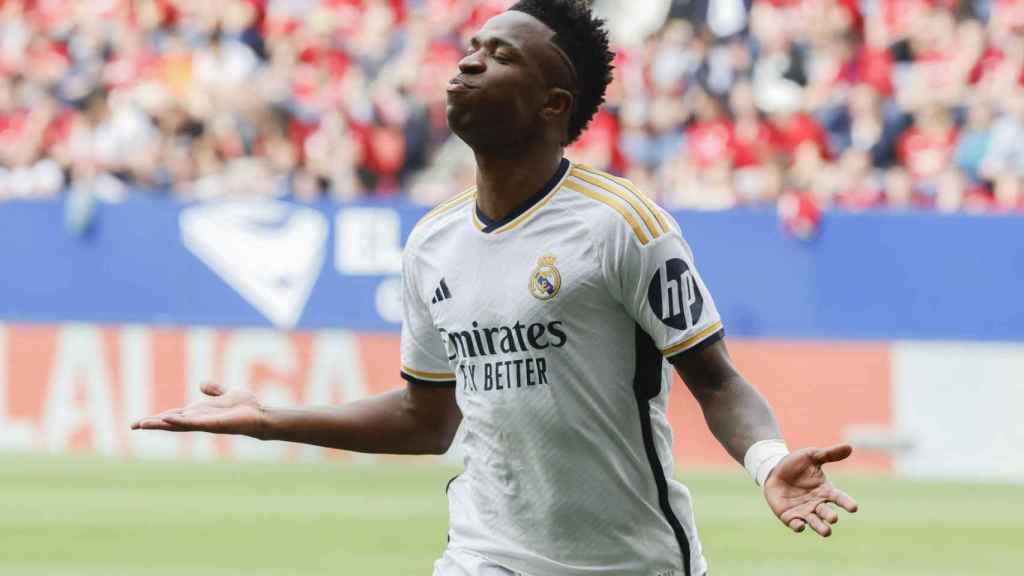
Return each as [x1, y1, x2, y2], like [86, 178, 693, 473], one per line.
[401, 159, 723, 576]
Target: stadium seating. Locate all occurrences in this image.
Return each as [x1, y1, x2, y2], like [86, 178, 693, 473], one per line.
[0, 0, 1022, 213]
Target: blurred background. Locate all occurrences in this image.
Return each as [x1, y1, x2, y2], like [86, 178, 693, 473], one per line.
[0, 0, 1022, 575]
[2, 0, 1024, 210]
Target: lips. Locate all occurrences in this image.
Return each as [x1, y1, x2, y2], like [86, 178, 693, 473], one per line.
[447, 77, 478, 93]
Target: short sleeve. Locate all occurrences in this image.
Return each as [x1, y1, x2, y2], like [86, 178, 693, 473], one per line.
[400, 249, 456, 386]
[604, 219, 724, 359]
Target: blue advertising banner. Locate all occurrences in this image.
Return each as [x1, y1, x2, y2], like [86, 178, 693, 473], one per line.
[0, 198, 1021, 341]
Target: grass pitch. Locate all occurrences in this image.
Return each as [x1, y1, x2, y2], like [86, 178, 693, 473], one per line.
[0, 454, 1021, 575]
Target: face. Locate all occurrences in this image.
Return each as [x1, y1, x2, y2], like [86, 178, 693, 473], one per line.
[447, 11, 575, 153]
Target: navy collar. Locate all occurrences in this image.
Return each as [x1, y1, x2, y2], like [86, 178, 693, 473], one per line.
[475, 158, 570, 233]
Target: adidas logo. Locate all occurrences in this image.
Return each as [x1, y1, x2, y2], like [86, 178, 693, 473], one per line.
[431, 278, 453, 304]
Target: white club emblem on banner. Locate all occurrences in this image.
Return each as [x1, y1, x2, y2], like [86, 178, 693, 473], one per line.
[180, 202, 328, 329]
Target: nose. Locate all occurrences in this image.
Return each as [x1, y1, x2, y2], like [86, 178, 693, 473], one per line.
[457, 50, 486, 75]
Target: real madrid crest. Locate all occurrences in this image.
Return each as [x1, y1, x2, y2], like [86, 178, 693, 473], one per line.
[529, 255, 562, 301]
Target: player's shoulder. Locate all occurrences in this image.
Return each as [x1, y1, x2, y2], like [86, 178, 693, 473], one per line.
[407, 185, 477, 250]
[560, 162, 680, 247]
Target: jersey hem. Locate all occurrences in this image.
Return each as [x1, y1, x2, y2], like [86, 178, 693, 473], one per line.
[667, 328, 724, 362]
[400, 367, 456, 387]
[661, 322, 724, 358]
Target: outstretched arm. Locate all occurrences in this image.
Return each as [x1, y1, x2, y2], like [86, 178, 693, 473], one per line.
[132, 382, 462, 456]
[671, 338, 858, 537]
[670, 338, 780, 462]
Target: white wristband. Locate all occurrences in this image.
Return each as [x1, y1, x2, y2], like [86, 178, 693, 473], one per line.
[744, 439, 789, 487]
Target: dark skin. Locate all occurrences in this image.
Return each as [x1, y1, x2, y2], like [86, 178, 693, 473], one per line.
[446, 11, 576, 222]
[133, 11, 856, 539]
[672, 341, 858, 536]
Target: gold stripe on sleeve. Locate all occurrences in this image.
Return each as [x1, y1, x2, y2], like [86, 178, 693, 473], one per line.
[401, 365, 457, 381]
[564, 179, 650, 245]
[572, 166, 668, 237]
[661, 321, 724, 357]
[609, 174, 672, 235]
[575, 164, 671, 234]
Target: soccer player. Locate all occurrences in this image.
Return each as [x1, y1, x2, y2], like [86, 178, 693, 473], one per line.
[133, 2, 858, 574]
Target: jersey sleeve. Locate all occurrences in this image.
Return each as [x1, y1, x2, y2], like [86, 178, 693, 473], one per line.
[604, 215, 724, 359]
[399, 248, 456, 386]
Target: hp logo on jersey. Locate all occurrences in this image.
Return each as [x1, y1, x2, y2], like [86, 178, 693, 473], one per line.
[648, 259, 703, 330]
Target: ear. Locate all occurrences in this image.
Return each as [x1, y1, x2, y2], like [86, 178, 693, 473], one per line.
[541, 88, 574, 121]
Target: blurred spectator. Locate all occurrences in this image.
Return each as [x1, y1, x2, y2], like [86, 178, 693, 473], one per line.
[0, 0, 1021, 215]
[896, 102, 958, 203]
[730, 79, 781, 203]
[827, 84, 903, 169]
[955, 99, 994, 185]
[981, 93, 1024, 211]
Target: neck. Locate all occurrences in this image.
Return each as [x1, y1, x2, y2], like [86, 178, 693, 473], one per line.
[474, 143, 565, 222]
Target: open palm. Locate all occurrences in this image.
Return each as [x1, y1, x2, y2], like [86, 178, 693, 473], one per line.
[131, 383, 266, 439]
[764, 444, 859, 537]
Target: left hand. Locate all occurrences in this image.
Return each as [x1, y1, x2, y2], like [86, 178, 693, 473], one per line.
[764, 444, 859, 537]
[131, 383, 266, 438]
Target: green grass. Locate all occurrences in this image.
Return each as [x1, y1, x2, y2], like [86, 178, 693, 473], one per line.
[0, 454, 1021, 575]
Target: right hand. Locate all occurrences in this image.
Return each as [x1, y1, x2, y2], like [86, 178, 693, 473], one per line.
[131, 383, 267, 439]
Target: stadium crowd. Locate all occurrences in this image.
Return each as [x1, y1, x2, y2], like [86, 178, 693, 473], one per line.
[0, 0, 1022, 213]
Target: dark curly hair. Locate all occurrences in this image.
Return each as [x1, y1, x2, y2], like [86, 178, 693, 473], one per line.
[509, 0, 615, 144]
